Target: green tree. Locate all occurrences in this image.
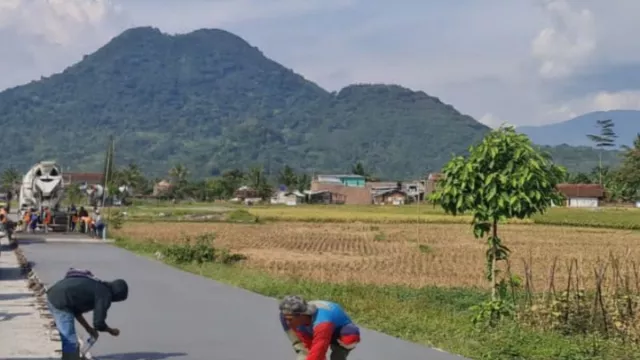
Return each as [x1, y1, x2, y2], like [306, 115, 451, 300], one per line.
[587, 119, 618, 184]
[566, 172, 592, 184]
[430, 125, 565, 319]
[168, 164, 190, 199]
[204, 178, 225, 200]
[219, 169, 244, 199]
[1, 167, 20, 192]
[617, 134, 640, 200]
[120, 162, 147, 194]
[296, 173, 311, 193]
[64, 183, 84, 206]
[277, 165, 298, 190]
[246, 166, 272, 200]
[351, 162, 378, 182]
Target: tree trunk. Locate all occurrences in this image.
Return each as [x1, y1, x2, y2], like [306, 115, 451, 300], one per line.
[491, 219, 498, 300]
[598, 150, 603, 185]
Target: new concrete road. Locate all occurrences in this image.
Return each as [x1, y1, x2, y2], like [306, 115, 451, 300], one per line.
[20, 237, 469, 360]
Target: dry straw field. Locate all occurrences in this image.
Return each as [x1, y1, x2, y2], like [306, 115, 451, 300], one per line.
[115, 221, 640, 289]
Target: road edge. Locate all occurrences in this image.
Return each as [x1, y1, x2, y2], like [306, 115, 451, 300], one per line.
[12, 242, 95, 359]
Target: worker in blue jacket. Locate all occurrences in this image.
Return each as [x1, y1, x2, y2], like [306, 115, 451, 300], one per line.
[279, 295, 361, 360]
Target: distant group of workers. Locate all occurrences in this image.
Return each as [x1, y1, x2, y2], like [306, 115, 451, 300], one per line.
[20, 206, 54, 232]
[68, 205, 105, 238]
[17, 205, 105, 238]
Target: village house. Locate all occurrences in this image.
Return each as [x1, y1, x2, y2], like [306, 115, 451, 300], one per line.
[305, 190, 347, 204]
[315, 174, 366, 187]
[152, 180, 173, 197]
[556, 183, 605, 208]
[425, 173, 443, 196]
[311, 174, 371, 205]
[404, 181, 425, 200]
[369, 180, 425, 203]
[372, 188, 407, 205]
[232, 186, 262, 204]
[311, 174, 428, 205]
[271, 190, 305, 205]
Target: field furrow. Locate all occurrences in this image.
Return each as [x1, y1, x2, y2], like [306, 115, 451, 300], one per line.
[116, 221, 640, 289]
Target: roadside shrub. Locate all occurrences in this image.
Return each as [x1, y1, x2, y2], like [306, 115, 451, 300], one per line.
[162, 232, 247, 265]
[109, 211, 125, 230]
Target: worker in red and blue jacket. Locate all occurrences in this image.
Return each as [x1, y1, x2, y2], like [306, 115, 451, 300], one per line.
[279, 295, 361, 360]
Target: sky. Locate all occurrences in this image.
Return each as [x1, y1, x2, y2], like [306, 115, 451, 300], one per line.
[1, 0, 639, 127]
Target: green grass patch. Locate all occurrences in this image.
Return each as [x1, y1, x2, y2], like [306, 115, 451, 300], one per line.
[117, 203, 640, 231]
[115, 237, 638, 360]
[532, 207, 640, 230]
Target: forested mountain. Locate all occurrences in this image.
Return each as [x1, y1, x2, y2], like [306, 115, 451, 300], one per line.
[0, 26, 622, 179]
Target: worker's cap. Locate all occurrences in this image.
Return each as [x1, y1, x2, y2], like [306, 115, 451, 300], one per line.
[279, 295, 316, 315]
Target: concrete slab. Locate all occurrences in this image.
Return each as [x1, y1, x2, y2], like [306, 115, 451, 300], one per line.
[14, 233, 114, 245]
[21, 240, 469, 360]
[0, 241, 60, 360]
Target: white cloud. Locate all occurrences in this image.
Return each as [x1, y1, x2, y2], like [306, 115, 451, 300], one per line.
[0, 0, 130, 89]
[479, 113, 510, 129]
[545, 90, 640, 124]
[592, 91, 640, 110]
[531, 0, 596, 79]
[121, 0, 355, 34]
[0, 0, 125, 44]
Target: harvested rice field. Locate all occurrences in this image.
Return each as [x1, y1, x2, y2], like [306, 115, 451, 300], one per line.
[114, 222, 640, 289]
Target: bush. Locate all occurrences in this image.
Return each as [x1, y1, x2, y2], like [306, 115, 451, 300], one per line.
[162, 232, 247, 265]
[226, 209, 259, 223]
[109, 211, 125, 230]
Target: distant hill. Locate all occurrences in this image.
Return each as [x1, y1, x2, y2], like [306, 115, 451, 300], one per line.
[0, 26, 623, 178]
[518, 110, 640, 147]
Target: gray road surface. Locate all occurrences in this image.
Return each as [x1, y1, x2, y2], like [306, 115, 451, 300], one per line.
[20, 238, 469, 360]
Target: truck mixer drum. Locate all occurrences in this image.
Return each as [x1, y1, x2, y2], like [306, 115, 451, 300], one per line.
[18, 161, 71, 232]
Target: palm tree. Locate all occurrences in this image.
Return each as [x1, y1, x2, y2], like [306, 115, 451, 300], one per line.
[169, 164, 189, 183]
[120, 162, 146, 193]
[277, 165, 298, 190]
[169, 164, 190, 199]
[246, 166, 272, 200]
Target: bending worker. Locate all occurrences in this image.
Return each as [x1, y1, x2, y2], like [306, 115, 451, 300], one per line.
[279, 295, 360, 360]
[46, 268, 129, 360]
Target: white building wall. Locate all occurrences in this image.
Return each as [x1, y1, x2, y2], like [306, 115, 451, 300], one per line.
[568, 197, 599, 208]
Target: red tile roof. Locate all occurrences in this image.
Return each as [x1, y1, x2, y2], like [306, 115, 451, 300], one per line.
[556, 183, 604, 198]
[63, 172, 104, 184]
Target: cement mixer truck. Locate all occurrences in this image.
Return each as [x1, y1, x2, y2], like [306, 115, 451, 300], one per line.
[17, 161, 69, 232]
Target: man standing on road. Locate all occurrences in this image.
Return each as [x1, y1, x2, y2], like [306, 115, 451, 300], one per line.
[279, 295, 361, 360]
[46, 268, 129, 360]
[5, 190, 11, 213]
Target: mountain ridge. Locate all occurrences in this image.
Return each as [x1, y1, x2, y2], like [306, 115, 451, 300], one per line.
[0, 26, 621, 178]
[518, 110, 640, 148]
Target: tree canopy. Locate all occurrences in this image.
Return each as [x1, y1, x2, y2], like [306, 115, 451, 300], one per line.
[430, 125, 566, 320]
